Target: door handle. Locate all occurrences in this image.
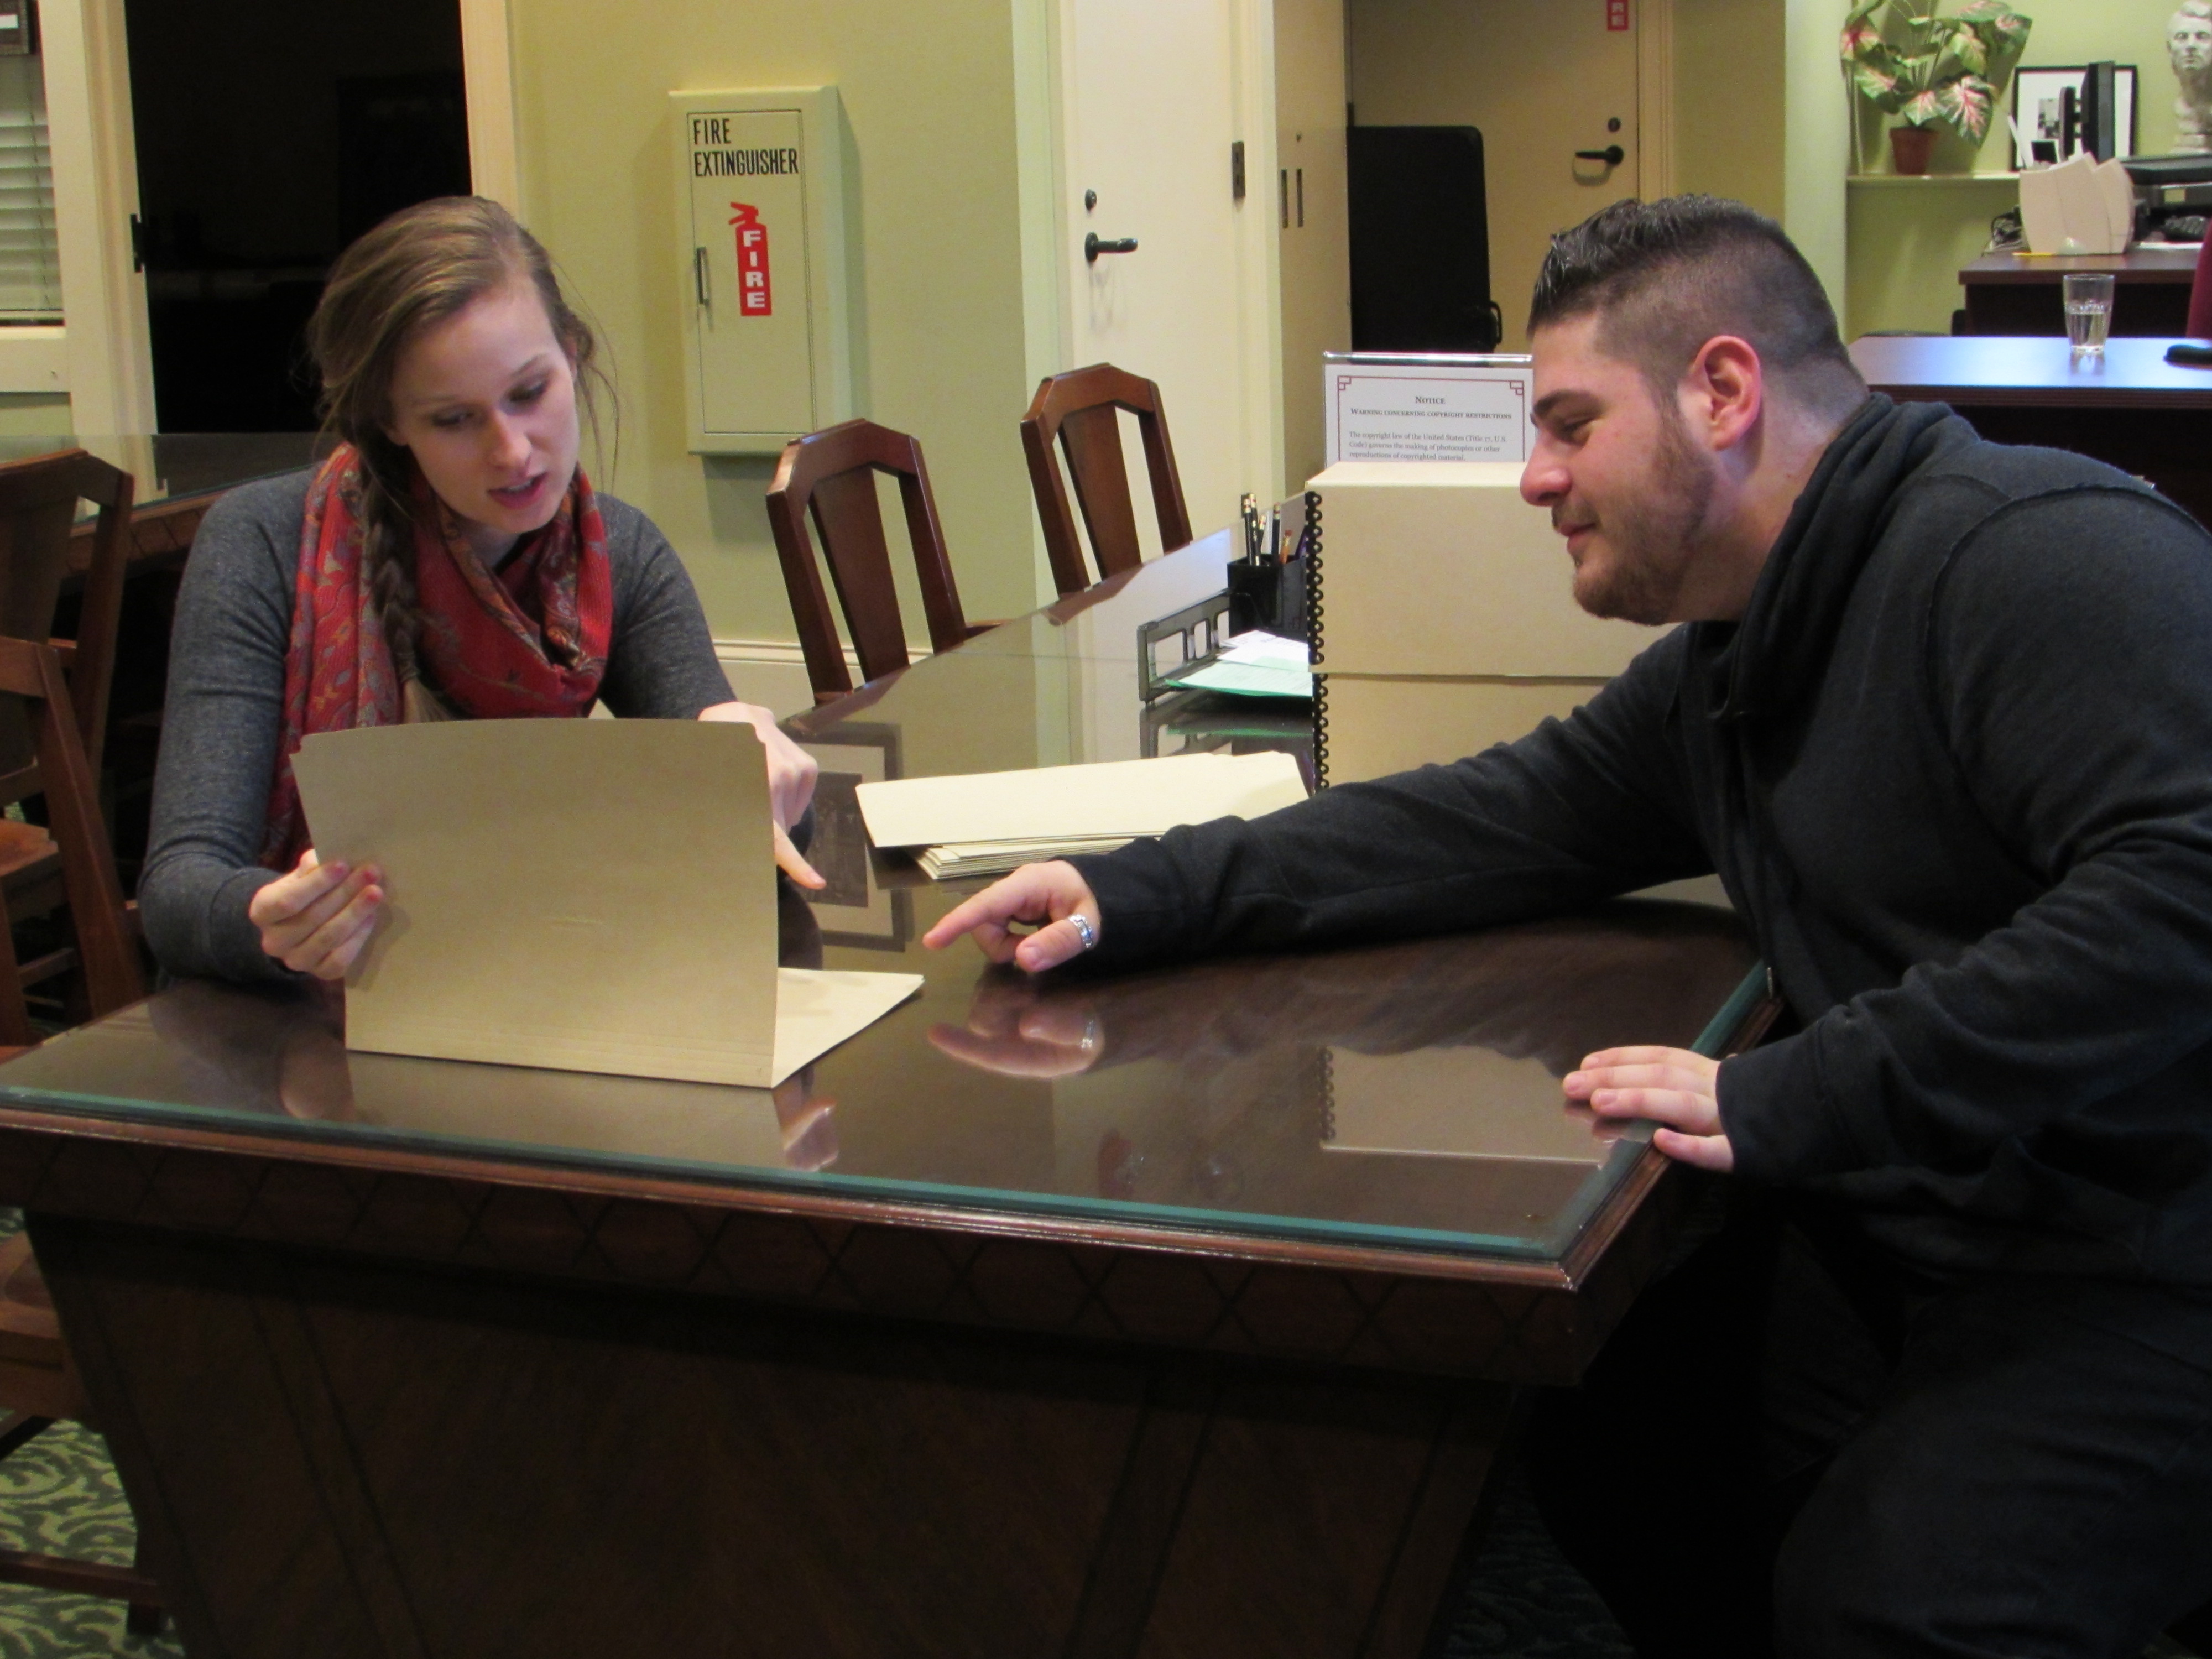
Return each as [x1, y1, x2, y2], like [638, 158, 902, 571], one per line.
[1575, 145, 1626, 166]
[1085, 232, 1139, 263]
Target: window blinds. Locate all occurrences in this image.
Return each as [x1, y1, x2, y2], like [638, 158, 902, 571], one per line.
[0, 54, 60, 323]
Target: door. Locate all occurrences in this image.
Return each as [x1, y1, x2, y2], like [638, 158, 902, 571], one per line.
[121, 0, 472, 432]
[1275, 0, 1349, 491]
[1058, 0, 1272, 545]
[1349, 0, 1642, 351]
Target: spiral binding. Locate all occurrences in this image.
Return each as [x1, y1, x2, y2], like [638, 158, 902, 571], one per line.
[1302, 489, 1324, 666]
[1317, 1045, 1337, 1143]
[1303, 489, 1329, 789]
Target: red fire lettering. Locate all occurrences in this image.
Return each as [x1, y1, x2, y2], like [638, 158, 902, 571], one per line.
[1606, 0, 1630, 28]
[730, 203, 771, 316]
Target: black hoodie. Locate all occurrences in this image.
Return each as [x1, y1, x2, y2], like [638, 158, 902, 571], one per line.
[1074, 396, 2212, 1284]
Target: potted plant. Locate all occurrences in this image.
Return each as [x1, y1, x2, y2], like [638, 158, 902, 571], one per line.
[1841, 0, 2032, 175]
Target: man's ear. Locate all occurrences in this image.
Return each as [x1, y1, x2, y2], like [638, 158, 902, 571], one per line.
[1679, 336, 1764, 452]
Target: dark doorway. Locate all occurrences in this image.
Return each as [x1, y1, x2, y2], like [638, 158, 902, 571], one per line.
[123, 0, 470, 433]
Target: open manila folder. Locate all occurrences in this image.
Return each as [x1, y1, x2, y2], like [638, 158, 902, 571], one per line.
[292, 720, 921, 1086]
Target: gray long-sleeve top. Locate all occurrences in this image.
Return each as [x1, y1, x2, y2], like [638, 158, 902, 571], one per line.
[140, 469, 732, 983]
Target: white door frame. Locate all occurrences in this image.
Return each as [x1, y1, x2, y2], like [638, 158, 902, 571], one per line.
[460, 0, 523, 212]
[43, 0, 154, 432]
[1636, 0, 1676, 201]
[1013, 0, 1284, 604]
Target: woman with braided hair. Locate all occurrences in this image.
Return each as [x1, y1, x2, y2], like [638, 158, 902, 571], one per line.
[140, 196, 822, 983]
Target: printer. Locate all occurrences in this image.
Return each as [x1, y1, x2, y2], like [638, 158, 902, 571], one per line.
[2126, 153, 2212, 243]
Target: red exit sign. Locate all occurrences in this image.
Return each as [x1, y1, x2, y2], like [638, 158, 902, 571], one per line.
[1608, 0, 1630, 28]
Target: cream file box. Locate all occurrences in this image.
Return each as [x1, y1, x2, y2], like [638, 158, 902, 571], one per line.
[1311, 460, 1661, 678]
[1317, 674, 1606, 785]
[293, 720, 920, 1086]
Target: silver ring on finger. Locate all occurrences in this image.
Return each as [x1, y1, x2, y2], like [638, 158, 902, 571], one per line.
[1068, 912, 1098, 953]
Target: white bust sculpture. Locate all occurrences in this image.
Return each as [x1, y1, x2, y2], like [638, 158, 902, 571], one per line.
[2173, 0, 2212, 153]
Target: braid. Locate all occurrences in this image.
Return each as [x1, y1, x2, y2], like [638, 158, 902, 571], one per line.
[358, 466, 426, 685]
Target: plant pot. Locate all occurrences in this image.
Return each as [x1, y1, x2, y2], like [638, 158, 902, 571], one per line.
[1890, 125, 1938, 175]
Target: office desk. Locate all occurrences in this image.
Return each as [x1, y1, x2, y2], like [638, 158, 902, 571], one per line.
[1958, 248, 2198, 337]
[0, 544, 1762, 1658]
[1849, 334, 2212, 524]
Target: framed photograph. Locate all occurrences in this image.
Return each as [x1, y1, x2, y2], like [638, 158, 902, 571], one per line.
[796, 724, 911, 951]
[2012, 65, 2138, 162]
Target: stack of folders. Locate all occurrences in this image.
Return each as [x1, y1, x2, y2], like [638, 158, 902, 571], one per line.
[1165, 631, 1313, 700]
[855, 751, 1310, 881]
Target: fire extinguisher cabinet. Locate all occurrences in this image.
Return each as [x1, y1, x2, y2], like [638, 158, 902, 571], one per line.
[669, 86, 853, 455]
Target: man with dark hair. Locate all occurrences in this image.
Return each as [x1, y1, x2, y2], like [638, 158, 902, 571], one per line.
[927, 194, 2212, 1655]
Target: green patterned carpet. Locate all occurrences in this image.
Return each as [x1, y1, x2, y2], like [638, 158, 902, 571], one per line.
[0, 1420, 180, 1658]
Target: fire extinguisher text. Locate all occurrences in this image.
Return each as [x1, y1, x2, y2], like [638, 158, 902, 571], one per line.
[730, 203, 771, 316]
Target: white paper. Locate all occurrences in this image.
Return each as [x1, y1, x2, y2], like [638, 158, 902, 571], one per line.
[857, 751, 1310, 851]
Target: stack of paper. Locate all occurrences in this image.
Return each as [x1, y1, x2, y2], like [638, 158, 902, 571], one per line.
[2018, 154, 2132, 255]
[1166, 630, 1314, 699]
[857, 751, 1309, 880]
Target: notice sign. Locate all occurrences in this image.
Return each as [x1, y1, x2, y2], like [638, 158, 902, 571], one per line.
[1324, 356, 1538, 465]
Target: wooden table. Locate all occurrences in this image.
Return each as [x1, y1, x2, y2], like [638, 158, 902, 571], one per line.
[1849, 333, 2212, 524]
[0, 542, 1767, 1658]
[1958, 247, 2199, 338]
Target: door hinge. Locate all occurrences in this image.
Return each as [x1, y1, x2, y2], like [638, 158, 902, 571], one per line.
[1231, 140, 1245, 202]
[128, 212, 144, 273]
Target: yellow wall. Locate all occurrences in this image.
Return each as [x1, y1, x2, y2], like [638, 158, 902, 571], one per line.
[1846, 0, 2185, 333]
[0, 393, 71, 437]
[1675, 0, 1788, 220]
[508, 0, 1036, 643]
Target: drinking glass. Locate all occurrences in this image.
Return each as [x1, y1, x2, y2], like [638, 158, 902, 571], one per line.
[2063, 273, 2115, 354]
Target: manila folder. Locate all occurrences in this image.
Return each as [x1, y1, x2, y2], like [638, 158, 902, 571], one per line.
[293, 720, 919, 1086]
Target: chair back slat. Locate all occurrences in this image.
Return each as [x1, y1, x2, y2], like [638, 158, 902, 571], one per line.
[1019, 363, 1193, 596]
[1058, 405, 1144, 581]
[767, 420, 973, 705]
[0, 634, 143, 1034]
[0, 451, 133, 788]
[808, 469, 909, 679]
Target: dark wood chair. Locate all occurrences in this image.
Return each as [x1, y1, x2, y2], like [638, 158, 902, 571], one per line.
[766, 419, 989, 705]
[0, 450, 132, 789]
[1020, 362, 1193, 597]
[0, 631, 156, 1632]
[0, 635, 143, 1043]
[0, 451, 135, 1025]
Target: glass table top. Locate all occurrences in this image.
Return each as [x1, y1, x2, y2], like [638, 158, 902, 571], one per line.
[0, 532, 1754, 1263]
[0, 890, 1756, 1260]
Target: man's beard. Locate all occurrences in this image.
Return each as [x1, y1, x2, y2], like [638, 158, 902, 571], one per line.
[1566, 412, 1714, 625]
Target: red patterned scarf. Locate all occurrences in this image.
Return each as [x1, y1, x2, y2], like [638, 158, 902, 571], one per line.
[259, 443, 614, 868]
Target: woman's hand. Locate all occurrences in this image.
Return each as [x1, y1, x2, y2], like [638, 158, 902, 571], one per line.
[700, 701, 823, 888]
[249, 849, 385, 980]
